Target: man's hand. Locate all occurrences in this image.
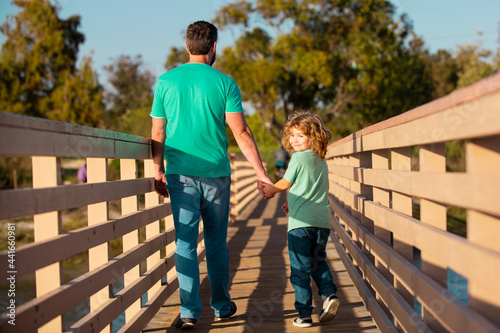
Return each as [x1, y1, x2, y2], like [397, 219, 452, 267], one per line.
[257, 176, 275, 199]
[154, 174, 169, 198]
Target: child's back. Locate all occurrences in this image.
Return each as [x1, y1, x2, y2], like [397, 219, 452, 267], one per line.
[285, 149, 330, 232]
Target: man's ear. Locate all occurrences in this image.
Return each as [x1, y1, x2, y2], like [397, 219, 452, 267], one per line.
[212, 41, 217, 52]
[185, 42, 190, 54]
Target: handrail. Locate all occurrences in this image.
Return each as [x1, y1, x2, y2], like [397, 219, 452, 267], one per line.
[326, 72, 500, 332]
[229, 153, 262, 222]
[0, 112, 257, 333]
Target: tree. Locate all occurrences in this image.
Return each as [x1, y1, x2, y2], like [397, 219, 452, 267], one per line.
[103, 55, 155, 129]
[165, 46, 189, 71]
[455, 42, 496, 89]
[428, 49, 459, 99]
[0, 0, 104, 126]
[196, 0, 435, 141]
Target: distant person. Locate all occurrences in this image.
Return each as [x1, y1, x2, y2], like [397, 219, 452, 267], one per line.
[77, 165, 87, 183]
[273, 146, 290, 179]
[263, 111, 339, 328]
[150, 20, 273, 330]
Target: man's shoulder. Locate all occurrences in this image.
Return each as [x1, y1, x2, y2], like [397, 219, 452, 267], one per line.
[158, 64, 234, 81]
[158, 65, 184, 79]
[209, 66, 236, 82]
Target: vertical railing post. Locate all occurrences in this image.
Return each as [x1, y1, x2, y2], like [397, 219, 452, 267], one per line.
[371, 149, 392, 319]
[87, 157, 111, 333]
[419, 143, 447, 331]
[144, 159, 161, 297]
[348, 152, 373, 232]
[32, 156, 63, 333]
[348, 154, 362, 245]
[390, 147, 414, 328]
[121, 159, 141, 321]
[466, 136, 500, 327]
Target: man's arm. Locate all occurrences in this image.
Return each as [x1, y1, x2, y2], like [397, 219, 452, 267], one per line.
[151, 117, 169, 198]
[226, 112, 274, 198]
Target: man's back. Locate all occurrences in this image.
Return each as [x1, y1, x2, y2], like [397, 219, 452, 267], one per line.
[151, 63, 244, 177]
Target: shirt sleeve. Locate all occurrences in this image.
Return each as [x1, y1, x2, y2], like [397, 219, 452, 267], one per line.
[150, 79, 166, 118]
[225, 79, 244, 113]
[284, 153, 300, 184]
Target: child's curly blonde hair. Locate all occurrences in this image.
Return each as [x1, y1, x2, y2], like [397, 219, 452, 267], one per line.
[282, 111, 332, 159]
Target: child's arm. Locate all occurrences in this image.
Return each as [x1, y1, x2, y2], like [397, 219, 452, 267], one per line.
[262, 178, 292, 196]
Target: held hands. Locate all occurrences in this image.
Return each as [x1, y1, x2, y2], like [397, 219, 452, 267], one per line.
[262, 183, 275, 197]
[154, 174, 169, 198]
[257, 176, 275, 199]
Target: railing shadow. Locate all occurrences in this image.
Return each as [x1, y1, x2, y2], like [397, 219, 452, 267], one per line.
[238, 192, 289, 332]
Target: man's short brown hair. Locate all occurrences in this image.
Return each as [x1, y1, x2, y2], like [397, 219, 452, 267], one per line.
[186, 21, 218, 55]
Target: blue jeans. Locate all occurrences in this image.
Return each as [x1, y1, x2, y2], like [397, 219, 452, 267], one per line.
[288, 227, 337, 318]
[166, 174, 232, 320]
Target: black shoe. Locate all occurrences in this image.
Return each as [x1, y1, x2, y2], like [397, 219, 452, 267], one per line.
[215, 301, 237, 321]
[175, 317, 197, 330]
[293, 317, 313, 327]
[319, 294, 340, 323]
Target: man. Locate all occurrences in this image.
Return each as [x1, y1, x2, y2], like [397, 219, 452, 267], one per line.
[150, 20, 273, 330]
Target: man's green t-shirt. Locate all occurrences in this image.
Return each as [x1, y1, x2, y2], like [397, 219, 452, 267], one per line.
[150, 63, 244, 177]
[284, 149, 331, 232]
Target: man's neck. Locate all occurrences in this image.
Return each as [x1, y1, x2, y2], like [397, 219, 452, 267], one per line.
[188, 54, 211, 65]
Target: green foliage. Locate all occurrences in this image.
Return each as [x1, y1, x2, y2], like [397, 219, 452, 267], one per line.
[212, 0, 434, 141]
[245, 112, 276, 146]
[165, 46, 190, 71]
[118, 106, 153, 137]
[46, 56, 105, 126]
[429, 49, 459, 99]
[213, 0, 253, 28]
[446, 140, 465, 172]
[160, 2, 498, 147]
[0, 0, 104, 126]
[0, 156, 32, 189]
[447, 206, 466, 237]
[455, 42, 497, 89]
[104, 55, 155, 129]
[428, 37, 499, 99]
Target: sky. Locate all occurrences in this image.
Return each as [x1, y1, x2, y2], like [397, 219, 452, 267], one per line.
[0, 0, 499, 83]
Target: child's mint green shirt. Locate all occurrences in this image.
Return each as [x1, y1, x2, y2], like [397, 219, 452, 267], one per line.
[284, 149, 331, 232]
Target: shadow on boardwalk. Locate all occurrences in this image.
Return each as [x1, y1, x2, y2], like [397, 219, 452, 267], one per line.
[144, 192, 379, 332]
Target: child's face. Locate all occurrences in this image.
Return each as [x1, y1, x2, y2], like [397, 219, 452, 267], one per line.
[289, 127, 310, 152]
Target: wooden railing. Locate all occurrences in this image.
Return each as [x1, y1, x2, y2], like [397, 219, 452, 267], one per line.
[229, 153, 262, 222]
[326, 73, 500, 332]
[0, 112, 256, 333]
[1, 71, 498, 333]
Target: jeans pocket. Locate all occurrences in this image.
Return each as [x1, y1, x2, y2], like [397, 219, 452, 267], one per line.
[166, 174, 184, 192]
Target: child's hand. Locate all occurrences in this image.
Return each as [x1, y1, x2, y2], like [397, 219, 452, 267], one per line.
[262, 183, 274, 196]
[281, 202, 289, 214]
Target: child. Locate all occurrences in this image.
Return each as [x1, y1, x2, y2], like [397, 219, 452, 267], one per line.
[262, 111, 340, 328]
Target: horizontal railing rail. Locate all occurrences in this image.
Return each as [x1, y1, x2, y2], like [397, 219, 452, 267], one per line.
[326, 72, 500, 332]
[0, 112, 255, 333]
[229, 153, 262, 222]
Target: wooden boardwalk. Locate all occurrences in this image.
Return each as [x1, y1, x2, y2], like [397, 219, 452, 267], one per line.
[144, 192, 379, 332]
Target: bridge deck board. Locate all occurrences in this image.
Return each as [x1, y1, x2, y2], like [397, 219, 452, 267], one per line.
[144, 192, 379, 332]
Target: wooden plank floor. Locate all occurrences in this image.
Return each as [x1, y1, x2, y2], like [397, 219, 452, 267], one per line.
[144, 192, 379, 332]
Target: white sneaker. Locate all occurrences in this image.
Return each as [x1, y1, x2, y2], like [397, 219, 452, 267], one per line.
[319, 294, 340, 323]
[293, 317, 313, 327]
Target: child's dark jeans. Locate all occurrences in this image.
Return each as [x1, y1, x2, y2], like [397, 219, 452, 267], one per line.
[288, 227, 337, 318]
